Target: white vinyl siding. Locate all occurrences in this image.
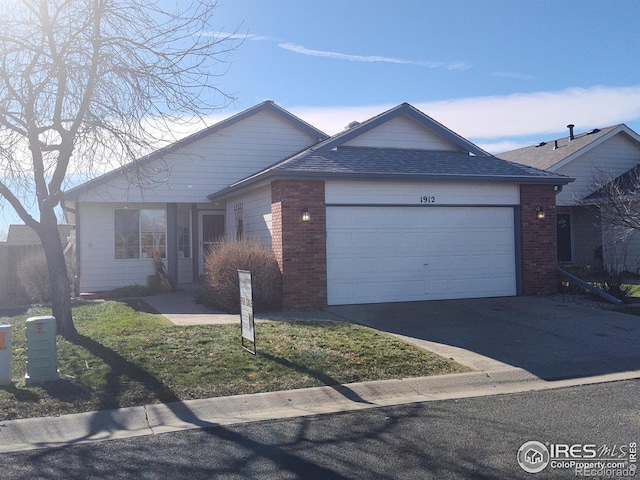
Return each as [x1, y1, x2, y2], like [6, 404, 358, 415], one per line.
[556, 134, 640, 206]
[343, 115, 465, 151]
[225, 185, 273, 248]
[77, 109, 319, 204]
[79, 203, 161, 291]
[326, 181, 520, 206]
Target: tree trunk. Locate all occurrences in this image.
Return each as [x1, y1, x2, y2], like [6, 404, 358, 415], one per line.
[39, 208, 77, 339]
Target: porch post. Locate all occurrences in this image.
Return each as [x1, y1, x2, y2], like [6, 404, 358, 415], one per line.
[166, 203, 178, 287]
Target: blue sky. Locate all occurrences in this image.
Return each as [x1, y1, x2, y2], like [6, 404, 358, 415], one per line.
[204, 0, 640, 151]
[1, 0, 639, 234]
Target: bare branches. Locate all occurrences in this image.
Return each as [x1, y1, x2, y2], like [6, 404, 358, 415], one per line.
[584, 165, 640, 237]
[0, 0, 239, 336]
[0, 0, 240, 219]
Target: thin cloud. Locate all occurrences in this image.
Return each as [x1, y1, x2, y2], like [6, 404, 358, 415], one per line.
[289, 85, 640, 145]
[207, 30, 471, 71]
[278, 42, 471, 71]
[491, 71, 538, 80]
[423, 85, 640, 139]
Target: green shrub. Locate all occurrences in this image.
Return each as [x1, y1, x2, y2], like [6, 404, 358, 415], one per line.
[203, 238, 282, 313]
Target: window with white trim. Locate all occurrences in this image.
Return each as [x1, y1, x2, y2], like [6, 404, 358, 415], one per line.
[115, 208, 166, 259]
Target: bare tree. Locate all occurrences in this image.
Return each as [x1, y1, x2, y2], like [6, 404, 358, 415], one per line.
[0, 0, 239, 338]
[583, 165, 640, 274]
[585, 166, 640, 233]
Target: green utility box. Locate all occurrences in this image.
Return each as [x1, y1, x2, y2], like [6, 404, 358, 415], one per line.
[25, 316, 59, 385]
[0, 324, 11, 385]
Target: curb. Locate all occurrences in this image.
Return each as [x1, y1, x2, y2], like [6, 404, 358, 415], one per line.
[2, 368, 640, 454]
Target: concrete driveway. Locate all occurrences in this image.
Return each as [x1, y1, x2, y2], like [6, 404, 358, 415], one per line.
[327, 296, 640, 381]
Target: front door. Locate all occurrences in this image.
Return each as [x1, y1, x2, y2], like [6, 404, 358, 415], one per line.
[557, 213, 572, 263]
[199, 212, 225, 276]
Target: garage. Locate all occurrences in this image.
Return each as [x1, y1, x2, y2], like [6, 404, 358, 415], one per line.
[205, 102, 572, 309]
[326, 206, 517, 305]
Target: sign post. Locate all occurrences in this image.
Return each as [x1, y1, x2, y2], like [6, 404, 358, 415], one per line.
[238, 269, 256, 355]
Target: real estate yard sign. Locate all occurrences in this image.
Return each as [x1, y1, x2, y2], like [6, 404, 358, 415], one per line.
[238, 269, 256, 354]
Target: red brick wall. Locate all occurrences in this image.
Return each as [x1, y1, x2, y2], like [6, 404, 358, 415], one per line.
[271, 180, 327, 308]
[520, 184, 558, 295]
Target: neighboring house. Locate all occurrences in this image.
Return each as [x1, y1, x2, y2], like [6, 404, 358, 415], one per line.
[64, 101, 572, 308]
[5, 224, 75, 265]
[498, 124, 640, 274]
[6, 224, 74, 249]
[0, 224, 75, 302]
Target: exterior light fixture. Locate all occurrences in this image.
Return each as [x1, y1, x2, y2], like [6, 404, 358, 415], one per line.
[302, 207, 311, 222]
[536, 206, 546, 220]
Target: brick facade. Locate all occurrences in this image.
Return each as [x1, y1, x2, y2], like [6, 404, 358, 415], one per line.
[271, 180, 327, 308]
[520, 184, 558, 295]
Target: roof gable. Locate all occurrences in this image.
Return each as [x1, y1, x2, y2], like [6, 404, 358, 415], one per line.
[342, 115, 466, 152]
[313, 103, 489, 156]
[208, 103, 573, 202]
[64, 101, 328, 200]
[497, 124, 640, 171]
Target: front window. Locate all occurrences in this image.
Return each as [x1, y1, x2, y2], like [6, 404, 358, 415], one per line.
[115, 210, 139, 259]
[115, 208, 166, 259]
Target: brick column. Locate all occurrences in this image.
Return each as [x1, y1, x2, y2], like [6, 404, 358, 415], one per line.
[271, 180, 327, 308]
[520, 184, 558, 295]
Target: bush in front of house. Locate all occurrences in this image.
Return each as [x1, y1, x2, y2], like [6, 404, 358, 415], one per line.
[16, 251, 51, 303]
[203, 238, 282, 314]
[16, 251, 73, 304]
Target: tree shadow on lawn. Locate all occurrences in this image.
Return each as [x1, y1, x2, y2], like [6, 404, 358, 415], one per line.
[71, 334, 180, 409]
[0, 305, 30, 318]
[49, 334, 222, 443]
[31, 326, 374, 453]
[0, 384, 40, 402]
[259, 352, 374, 405]
[122, 298, 160, 315]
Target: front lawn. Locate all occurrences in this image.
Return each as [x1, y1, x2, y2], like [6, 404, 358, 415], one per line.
[0, 301, 469, 420]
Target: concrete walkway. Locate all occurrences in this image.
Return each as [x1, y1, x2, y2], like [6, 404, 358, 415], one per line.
[143, 284, 342, 325]
[2, 292, 639, 453]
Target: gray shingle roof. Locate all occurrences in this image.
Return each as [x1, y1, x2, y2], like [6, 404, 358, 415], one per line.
[496, 125, 621, 170]
[209, 146, 573, 202]
[6, 224, 73, 246]
[270, 146, 568, 182]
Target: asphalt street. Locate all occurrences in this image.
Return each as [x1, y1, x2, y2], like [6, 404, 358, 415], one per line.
[2, 379, 638, 480]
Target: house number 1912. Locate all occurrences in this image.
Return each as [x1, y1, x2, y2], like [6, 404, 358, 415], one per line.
[420, 196, 436, 204]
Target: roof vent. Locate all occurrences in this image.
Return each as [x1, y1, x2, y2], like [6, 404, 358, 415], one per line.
[345, 121, 360, 130]
[535, 142, 547, 147]
[587, 128, 601, 135]
[567, 124, 575, 141]
[554, 140, 559, 150]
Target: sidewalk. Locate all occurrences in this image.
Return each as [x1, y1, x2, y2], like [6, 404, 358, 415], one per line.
[3, 367, 638, 454]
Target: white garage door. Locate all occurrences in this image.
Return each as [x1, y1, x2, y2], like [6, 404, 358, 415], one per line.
[326, 206, 517, 305]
